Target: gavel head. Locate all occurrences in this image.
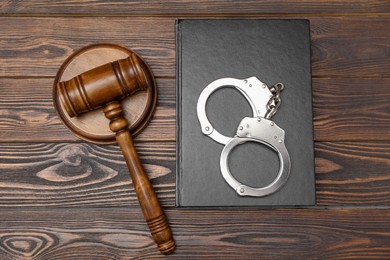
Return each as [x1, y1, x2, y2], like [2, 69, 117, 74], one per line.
[57, 53, 154, 118]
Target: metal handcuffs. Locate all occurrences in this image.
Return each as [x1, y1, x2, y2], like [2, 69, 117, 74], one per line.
[196, 77, 291, 197]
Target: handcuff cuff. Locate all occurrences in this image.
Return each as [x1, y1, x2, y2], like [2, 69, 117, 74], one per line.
[197, 77, 291, 197]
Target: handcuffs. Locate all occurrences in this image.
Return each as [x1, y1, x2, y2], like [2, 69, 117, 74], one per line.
[197, 77, 291, 197]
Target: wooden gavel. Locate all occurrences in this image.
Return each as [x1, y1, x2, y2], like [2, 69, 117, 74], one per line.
[57, 54, 175, 254]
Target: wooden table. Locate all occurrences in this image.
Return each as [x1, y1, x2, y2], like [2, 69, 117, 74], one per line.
[0, 1, 389, 258]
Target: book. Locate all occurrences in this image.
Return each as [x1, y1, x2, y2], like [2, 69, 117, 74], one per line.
[176, 19, 315, 207]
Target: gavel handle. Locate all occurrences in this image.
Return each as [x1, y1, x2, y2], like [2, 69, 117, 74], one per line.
[104, 102, 175, 255]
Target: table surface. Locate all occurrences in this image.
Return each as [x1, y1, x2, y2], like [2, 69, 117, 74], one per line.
[0, 1, 389, 259]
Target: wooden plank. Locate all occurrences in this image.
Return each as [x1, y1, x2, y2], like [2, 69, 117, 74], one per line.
[0, 17, 175, 77]
[310, 16, 390, 77]
[312, 78, 390, 141]
[0, 141, 388, 208]
[0, 16, 389, 77]
[0, 208, 388, 259]
[0, 142, 176, 208]
[1, 0, 389, 14]
[1, 78, 389, 142]
[315, 141, 390, 206]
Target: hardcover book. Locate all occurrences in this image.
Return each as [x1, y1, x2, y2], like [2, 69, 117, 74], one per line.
[176, 19, 315, 207]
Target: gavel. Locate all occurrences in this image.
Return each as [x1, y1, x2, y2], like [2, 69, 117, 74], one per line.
[56, 53, 175, 254]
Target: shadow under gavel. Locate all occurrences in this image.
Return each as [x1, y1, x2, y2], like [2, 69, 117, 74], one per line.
[56, 54, 175, 255]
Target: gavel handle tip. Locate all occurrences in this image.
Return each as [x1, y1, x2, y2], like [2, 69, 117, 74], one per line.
[158, 240, 176, 255]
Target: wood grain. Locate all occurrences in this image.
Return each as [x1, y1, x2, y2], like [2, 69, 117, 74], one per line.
[0, 142, 176, 208]
[315, 142, 390, 206]
[1, 78, 388, 142]
[0, 208, 388, 259]
[0, 16, 389, 77]
[0, 17, 175, 77]
[1, 0, 389, 14]
[0, 141, 388, 208]
[310, 16, 390, 77]
[312, 78, 390, 141]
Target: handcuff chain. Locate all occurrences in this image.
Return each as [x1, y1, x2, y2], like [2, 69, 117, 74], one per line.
[265, 83, 284, 119]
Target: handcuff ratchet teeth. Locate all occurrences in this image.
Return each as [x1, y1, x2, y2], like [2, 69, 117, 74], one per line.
[196, 77, 291, 197]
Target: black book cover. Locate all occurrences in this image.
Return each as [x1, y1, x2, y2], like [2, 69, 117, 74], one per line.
[176, 19, 315, 207]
